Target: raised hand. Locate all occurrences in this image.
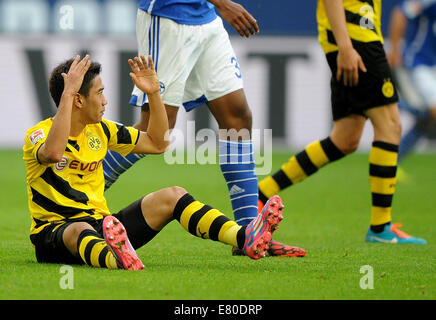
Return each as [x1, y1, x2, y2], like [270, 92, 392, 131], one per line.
[61, 54, 91, 95]
[128, 55, 160, 95]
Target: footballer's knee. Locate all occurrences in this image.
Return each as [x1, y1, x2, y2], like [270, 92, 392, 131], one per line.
[167, 186, 188, 210]
[141, 186, 188, 230]
[63, 222, 95, 256]
[340, 138, 360, 155]
[367, 103, 402, 144]
[220, 102, 252, 131]
[208, 89, 253, 131]
[331, 133, 361, 155]
[162, 186, 188, 221]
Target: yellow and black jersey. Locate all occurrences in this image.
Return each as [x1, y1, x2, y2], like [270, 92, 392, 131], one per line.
[23, 118, 140, 236]
[317, 0, 384, 53]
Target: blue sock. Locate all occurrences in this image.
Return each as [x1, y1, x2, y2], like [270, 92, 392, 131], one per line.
[103, 150, 146, 190]
[219, 140, 259, 226]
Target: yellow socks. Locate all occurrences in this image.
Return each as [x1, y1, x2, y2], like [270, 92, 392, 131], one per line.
[258, 137, 344, 203]
[77, 229, 118, 269]
[369, 141, 399, 227]
[173, 193, 246, 249]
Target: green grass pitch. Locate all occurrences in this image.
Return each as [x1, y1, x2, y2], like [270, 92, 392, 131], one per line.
[0, 148, 434, 300]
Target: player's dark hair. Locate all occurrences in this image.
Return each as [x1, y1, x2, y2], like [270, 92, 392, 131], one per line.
[49, 57, 102, 107]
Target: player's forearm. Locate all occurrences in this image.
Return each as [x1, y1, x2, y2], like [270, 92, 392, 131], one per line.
[207, 0, 228, 10]
[39, 92, 74, 163]
[143, 92, 169, 152]
[322, 0, 353, 50]
[389, 7, 408, 53]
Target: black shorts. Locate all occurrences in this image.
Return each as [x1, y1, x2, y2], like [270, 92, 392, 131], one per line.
[30, 198, 158, 265]
[326, 41, 399, 121]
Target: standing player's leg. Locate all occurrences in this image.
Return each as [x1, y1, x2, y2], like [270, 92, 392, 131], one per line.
[180, 16, 305, 257]
[207, 90, 304, 257]
[207, 89, 259, 227]
[395, 66, 436, 167]
[398, 120, 425, 164]
[364, 103, 427, 244]
[258, 114, 365, 205]
[184, 17, 258, 228]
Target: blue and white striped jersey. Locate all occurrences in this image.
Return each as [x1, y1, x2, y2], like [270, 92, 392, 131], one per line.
[138, 0, 217, 25]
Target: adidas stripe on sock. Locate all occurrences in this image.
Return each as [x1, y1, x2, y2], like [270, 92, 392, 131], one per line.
[219, 139, 259, 226]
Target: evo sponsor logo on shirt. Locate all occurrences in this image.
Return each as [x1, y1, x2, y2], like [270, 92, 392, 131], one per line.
[69, 159, 104, 172]
[54, 157, 104, 173]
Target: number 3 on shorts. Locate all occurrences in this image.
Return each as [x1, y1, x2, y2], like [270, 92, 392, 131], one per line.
[231, 56, 242, 79]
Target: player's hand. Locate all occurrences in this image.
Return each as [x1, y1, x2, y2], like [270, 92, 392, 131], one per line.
[336, 46, 367, 86]
[61, 54, 91, 95]
[215, 0, 259, 37]
[128, 55, 160, 95]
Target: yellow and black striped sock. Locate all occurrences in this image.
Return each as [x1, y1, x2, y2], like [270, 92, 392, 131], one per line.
[173, 194, 246, 249]
[369, 141, 398, 230]
[77, 229, 118, 269]
[258, 137, 345, 203]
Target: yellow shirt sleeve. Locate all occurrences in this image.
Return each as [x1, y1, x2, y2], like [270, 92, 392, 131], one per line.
[23, 120, 52, 183]
[100, 119, 140, 156]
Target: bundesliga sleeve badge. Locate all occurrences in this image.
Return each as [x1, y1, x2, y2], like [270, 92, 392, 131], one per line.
[29, 129, 45, 145]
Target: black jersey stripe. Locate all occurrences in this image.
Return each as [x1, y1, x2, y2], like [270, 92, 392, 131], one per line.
[31, 187, 94, 218]
[134, 128, 140, 145]
[40, 167, 89, 205]
[345, 10, 377, 32]
[100, 121, 111, 142]
[326, 8, 378, 46]
[68, 139, 80, 152]
[32, 217, 49, 229]
[357, 0, 374, 8]
[116, 123, 133, 144]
